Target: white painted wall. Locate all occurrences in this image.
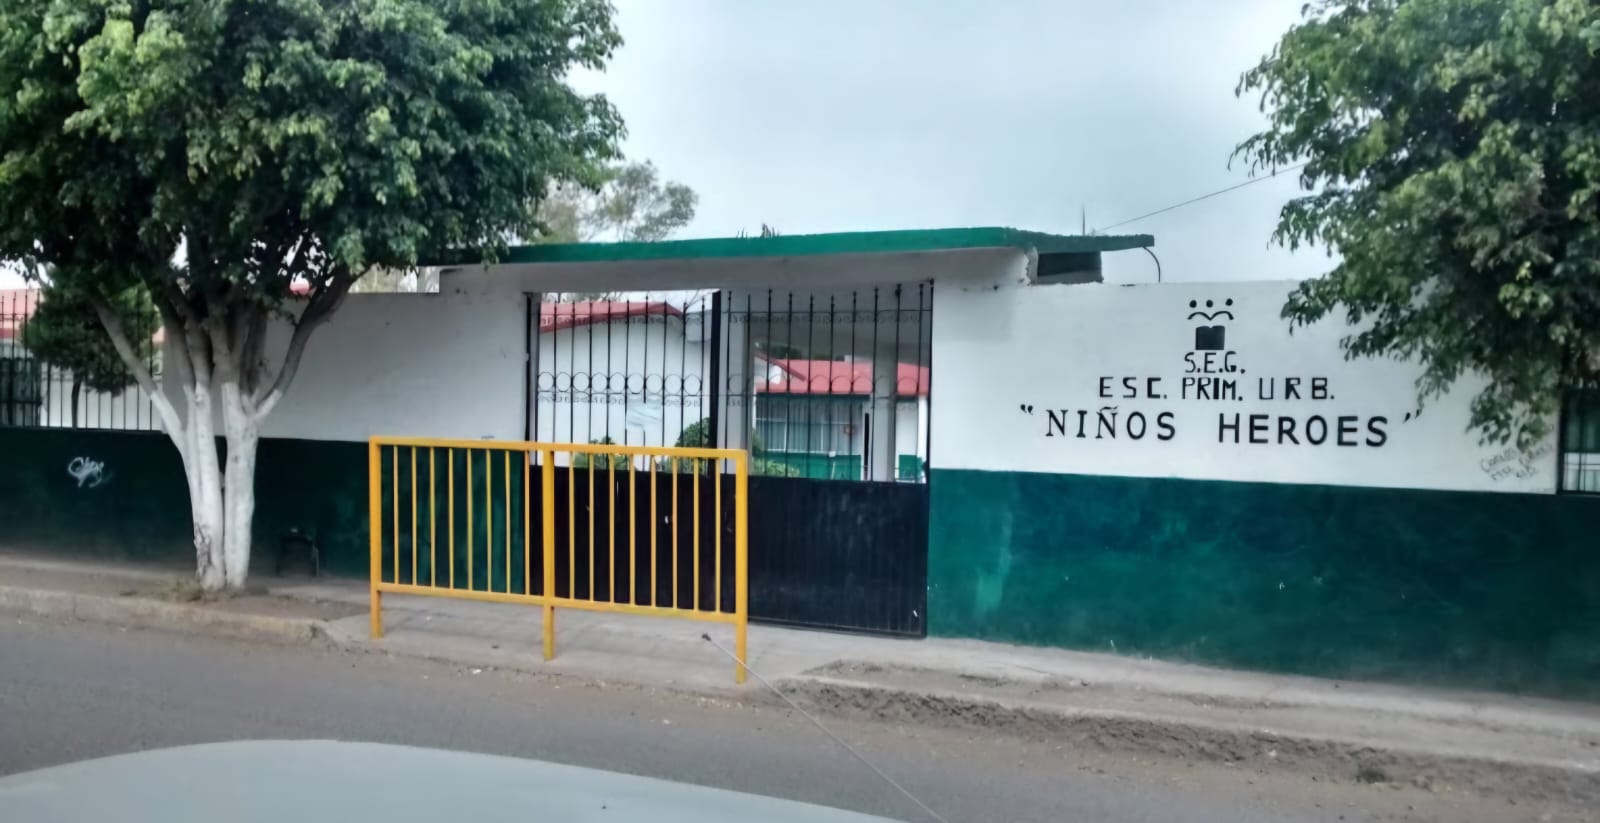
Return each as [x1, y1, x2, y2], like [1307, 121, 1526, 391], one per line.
[260, 287, 525, 442]
[933, 272, 1559, 494]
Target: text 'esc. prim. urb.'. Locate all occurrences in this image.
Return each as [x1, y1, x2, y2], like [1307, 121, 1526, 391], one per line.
[1018, 295, 1400, 449]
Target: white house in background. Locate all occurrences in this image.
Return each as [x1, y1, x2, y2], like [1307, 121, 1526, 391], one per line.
[755, 356, 929, 481]
[532, 298, 711, 451]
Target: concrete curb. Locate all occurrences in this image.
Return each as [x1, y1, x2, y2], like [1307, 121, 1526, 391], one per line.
[777, 675, 1600, 806]
[315, 620, 771, 706]
[0, 585, 328, 646]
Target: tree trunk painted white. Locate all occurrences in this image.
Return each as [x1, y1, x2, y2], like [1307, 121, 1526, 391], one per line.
[186, 388, 227, 591]
[92, 280, 351, 594]
[219, 380, 259, 588]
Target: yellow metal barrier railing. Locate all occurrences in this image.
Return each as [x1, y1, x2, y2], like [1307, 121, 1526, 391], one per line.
[368, 436, 749, 683]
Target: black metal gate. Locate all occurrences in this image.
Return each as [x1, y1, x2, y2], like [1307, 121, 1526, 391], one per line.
[746, 474, 927, 635]
[529, 283, 932, 637]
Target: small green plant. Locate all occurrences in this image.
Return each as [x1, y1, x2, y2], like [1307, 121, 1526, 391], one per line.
[572, 437, 628, 470]
[1354, 764, 1389, 785]
[754, 459, 801, 477]
[675, 419, 710, 449]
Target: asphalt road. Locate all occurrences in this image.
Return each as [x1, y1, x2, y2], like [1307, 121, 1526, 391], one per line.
[0, 617, 1578, 823]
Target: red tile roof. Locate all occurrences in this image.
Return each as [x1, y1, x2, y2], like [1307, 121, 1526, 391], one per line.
[0, 288, 38, 341]
[539, 300, 683, 333]
[757, 358, 930, 398]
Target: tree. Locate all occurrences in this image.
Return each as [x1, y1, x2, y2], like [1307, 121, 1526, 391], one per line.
[571, 436, 629, 470]
[0, 0, 622, 591]
[536, 160, 698, 244]
[673, 417, 799, 477]
[738, 223, 781, 239]
[1236, 0, 1600, 448]
[22, 274, 155, 428]
[536, 160, 697, 301]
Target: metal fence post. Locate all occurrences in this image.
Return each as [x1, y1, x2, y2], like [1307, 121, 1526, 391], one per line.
[735, 452, 749, 684]
[368, 438, 383, 638]
[541, 448, 557, 660]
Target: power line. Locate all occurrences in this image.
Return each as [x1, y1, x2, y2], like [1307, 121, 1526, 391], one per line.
[1095, 162, 1309, 233]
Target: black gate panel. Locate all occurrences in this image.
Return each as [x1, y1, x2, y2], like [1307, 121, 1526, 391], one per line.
[748, 475, 927, 637]
[547, 464, 736, 615]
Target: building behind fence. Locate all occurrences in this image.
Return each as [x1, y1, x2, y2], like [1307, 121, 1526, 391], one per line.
[0, 289, 162, 432]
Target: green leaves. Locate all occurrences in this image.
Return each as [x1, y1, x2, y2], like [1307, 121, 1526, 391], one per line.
[536, 160, 699, 244]
[23, 273, 155, 395]
[1240, 0, 1600, 448]
[0, 0, 624, 307]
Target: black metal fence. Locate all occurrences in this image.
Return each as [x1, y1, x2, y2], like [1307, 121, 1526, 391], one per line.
[530, 286, 934, 636]
[531, 285, 933, 483]
[718, 285, 932, 484]
[0, 289, 162, 431]
[530, 293, 716, 453]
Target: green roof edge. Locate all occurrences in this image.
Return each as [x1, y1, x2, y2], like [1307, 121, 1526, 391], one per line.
[428, 227, 1154, 267]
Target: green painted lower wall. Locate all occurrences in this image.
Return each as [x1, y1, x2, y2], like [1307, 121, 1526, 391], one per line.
[9, 428, 1599, 698]
[0, 428, 369, 576]
[929, 468, 1600, 699]
[0, 428, 189, 563]
[255, 436, 370, 577]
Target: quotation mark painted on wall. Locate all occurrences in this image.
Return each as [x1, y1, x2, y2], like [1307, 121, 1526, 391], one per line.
[1019, 404, 1035, 415]
[67, 456, 110, 489]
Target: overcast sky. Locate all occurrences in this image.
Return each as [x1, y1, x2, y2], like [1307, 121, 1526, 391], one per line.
[577, 0, 1330, 284]
[0, 1, 1327, 290]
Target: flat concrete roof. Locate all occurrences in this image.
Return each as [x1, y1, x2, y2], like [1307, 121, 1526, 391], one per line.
[427, 227, 1154, 267]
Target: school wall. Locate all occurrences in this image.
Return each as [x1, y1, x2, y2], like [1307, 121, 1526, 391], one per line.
[257, 286, 526, 442]
[7, 246, 1595, 697]
[9, 282, 535, 575]
[0, 427, 370, 577]
[0, 252, 975, 579]
[925, 265, 1600, 698]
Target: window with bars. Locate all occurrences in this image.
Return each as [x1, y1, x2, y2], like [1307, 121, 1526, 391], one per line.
[1561, 389, 1600, 494]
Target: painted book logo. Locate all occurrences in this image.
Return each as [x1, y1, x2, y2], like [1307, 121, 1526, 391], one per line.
[1188, 298, 1233, 351]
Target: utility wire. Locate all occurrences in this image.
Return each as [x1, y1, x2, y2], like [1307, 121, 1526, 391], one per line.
[1096, 162, 1310, 233]
[700, 633, 951, 823]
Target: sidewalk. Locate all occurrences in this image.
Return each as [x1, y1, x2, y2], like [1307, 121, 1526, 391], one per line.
[3, 552, 1598, 803]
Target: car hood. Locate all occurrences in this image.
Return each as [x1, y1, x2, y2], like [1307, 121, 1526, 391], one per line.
[0, 740, 898, 822]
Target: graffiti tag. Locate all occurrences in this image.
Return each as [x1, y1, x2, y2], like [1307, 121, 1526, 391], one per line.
[67, 456, 110, 489]
[1478, 443, 1552, 483]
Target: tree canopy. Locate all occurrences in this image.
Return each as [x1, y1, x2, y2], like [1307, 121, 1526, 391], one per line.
[1236, 0, 1600, 447]
[0, 0, 624, 589]
[537, 160, 698, 244]
[23, 276, 153, 393]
